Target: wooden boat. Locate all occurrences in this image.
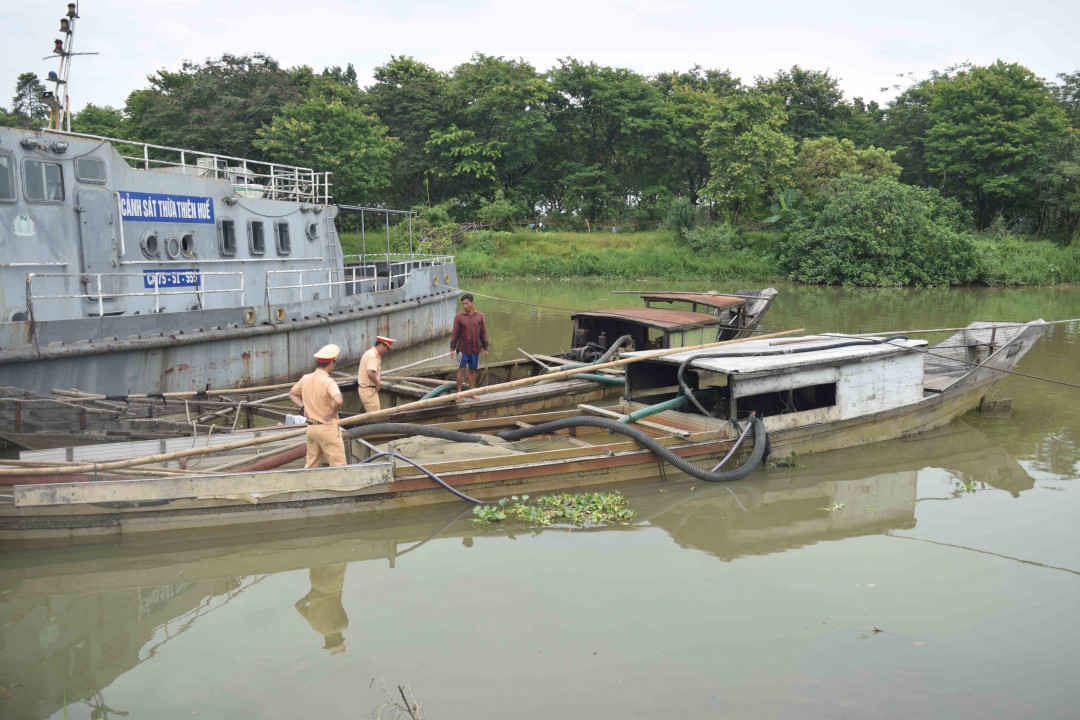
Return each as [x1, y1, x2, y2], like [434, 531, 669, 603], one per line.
[0, 289, 777, 450]
[372, 287, 778, 422]
[0, 320, 1045, 542]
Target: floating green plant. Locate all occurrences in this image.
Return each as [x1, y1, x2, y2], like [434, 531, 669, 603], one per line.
[472, 491, 635, 527]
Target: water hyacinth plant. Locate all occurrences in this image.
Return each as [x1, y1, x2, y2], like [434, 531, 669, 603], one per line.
[472, 491, 635, 527]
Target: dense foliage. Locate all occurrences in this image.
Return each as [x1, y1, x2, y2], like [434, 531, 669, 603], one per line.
[6, 50, 1076, 284]
[779, 175, 980, 286]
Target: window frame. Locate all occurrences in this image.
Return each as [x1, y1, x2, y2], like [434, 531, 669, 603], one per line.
[23, 159, 65, 203]
[274, 221, 291, 256]
[218, 219, 237, 257]
[0, 151, 16, 202]
[248, 220, 266, 256]
[74, 156, 108, 185]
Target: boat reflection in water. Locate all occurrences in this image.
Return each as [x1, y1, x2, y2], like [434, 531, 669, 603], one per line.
[0, 421, 1031, 718]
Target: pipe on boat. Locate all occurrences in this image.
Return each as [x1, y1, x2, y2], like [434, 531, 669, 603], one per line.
[620, 395, 687, 423]
[572, 373, 625, 386]
[420, 382, 458, 400]
[496, 414, 767, 483]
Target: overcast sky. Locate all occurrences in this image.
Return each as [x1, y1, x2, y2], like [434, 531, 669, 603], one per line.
[3, 0, 1076, 115]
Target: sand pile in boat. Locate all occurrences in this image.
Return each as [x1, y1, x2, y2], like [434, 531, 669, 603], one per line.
[375, 434, 524, 466]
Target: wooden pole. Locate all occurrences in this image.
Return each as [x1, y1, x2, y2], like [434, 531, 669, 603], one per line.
[1, 328, 803, 476]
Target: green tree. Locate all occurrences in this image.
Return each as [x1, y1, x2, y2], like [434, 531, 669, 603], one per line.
[1053, 71, 1080, 129]
[755, 66, 846, 141]
[124, 54, 312, 158]
[364, 56, 449, 207]
[12, 72, 49, 127]
[881, 77, 936, 187]
[425, 123, 502, 202]
[794, 136, 900, 197]
[652, 67, 740, 205]
[255, 96, 398, 203]
[922, 61, 1068, 229]
[547, 60, 670, 223]
[71, 103, 126, 137]
[702, 89, 796, 223]
[441, 55, 554, 211]
[779, 175, 979, 286]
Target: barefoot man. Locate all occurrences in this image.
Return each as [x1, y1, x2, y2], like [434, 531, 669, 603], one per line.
[450, 293, 489, 393]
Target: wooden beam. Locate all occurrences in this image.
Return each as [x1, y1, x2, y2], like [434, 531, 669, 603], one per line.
[15, 462, 394, 507]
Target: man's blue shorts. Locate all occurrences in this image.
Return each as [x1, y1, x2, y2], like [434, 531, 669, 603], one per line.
[457, 352, 480, 370]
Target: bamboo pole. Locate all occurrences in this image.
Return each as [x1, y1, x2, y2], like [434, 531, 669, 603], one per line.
[0, 328, 803, 477]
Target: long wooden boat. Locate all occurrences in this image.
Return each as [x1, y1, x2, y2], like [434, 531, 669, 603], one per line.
[0, 320, 1045, 542]
[0, 288, 777, 450]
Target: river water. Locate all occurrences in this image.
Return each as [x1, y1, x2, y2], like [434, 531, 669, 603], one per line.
[2, 280, 1079, 719]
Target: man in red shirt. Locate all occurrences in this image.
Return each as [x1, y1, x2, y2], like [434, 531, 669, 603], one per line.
[449, 293, 489, 393]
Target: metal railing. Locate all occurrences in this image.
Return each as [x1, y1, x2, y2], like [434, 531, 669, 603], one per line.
[265, 256, 453, 305]
[54, 130, 333, 204]
[26, 270, 245, 320]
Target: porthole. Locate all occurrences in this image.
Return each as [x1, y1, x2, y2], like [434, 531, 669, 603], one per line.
[165, 236, 181, 259]
[140, 232, 161, 259]
[180, 233, 196, 257]
[305, 222, 319, 242]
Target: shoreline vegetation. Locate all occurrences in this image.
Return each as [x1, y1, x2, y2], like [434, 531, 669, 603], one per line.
[342, 226, 1080, 286]
[24, 52, 1074, 287]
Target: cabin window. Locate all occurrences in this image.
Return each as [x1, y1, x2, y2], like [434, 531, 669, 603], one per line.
[24, 160, 64, 202]
[74, 157, 107, 184]
[275, 221, 291, 255]
[0, 153, 15, 201]
[248, 220, 266, 255]
[736, 382, 837, 418]
[218, 219, 237, 256]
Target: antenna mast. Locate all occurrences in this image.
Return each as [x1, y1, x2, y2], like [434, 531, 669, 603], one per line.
[45, 2, 95, 131]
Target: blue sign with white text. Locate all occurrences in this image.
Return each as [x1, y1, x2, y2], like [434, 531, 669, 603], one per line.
[120, 191, 215, 224]
[143, 269, 202, 288]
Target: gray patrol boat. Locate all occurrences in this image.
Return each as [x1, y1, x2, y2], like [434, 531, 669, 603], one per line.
[0, 6, 458, 398]
[0, 124, 459, 396]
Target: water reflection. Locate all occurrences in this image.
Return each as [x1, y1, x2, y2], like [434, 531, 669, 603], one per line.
[294, 564, 348, 655]
[0, 419, 1038, 718]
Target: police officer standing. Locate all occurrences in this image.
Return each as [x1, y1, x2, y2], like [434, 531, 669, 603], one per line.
[289, 343, 346, 467]
[357, 335, 394, 413]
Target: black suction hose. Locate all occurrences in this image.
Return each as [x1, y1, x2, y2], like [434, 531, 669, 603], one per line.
[346, 412, 767, 502]
[495, 414, 767, 483]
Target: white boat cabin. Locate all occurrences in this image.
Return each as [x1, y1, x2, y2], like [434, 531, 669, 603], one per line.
[624, 335, 930, 430]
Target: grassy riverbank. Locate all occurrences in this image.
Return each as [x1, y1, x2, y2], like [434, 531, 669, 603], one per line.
[338, 227, 1080, 285]
[450, 229, 1080, 285]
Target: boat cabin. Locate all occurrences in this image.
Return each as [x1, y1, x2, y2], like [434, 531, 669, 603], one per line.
[624, 335, 929, 431]
[567, 290, 776, 362]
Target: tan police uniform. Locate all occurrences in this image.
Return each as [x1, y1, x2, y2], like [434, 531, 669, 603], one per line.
[289, 344, 346, 467]
[357, 335, 394, 413]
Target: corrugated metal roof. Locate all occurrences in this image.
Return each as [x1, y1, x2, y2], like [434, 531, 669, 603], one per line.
[639, 292, 746, 311]
[625, 335, 928, 373]
[571, 307, 720, 331]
